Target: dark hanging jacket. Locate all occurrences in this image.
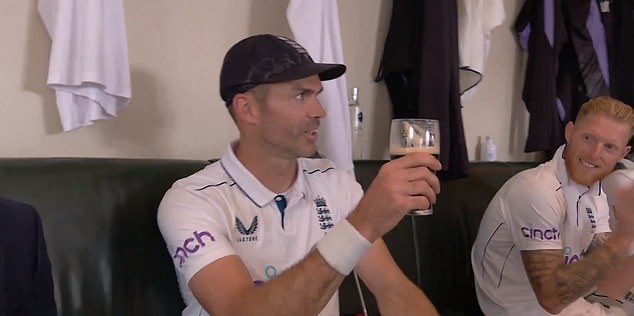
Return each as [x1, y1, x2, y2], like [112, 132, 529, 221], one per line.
[601, 0, 634, 146]
[515, 0, 568, 154]
[515, 0, 614, 155]
[562, 0, 610, 118]
[377, 0, 468, 179]
[604, 0, 634, 106]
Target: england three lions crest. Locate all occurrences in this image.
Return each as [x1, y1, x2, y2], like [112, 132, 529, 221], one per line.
[314, 196, 334, 231]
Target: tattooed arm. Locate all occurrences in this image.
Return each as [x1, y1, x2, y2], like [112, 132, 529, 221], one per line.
[590, 233, 634, 297]
[520, 233, 630, 314]
[521, 180, 634, 313]
[596, 252, 634, 298]
[591, 233, 634, 298]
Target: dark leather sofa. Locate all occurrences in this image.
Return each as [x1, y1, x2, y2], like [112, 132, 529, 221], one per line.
[0, 158, 538, 316]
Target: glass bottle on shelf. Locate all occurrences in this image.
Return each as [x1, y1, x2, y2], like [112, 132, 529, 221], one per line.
[349, 87, 363, 160]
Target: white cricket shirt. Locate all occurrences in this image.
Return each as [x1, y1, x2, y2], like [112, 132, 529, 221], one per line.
[471, 145, 612, 315]
[158, 144, 363, 316]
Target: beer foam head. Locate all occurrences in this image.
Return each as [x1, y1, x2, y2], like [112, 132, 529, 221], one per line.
[389, 146, 439, 156]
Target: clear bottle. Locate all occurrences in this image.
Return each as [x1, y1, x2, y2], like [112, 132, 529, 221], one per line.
[349, 87, 364, 160]
[482, 136, 497, 161]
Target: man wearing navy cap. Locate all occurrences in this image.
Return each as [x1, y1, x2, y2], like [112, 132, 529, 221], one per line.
[158, 34, 440, 315]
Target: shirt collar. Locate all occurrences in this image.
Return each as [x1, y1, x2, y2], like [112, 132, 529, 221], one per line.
[553, 144, 603, 196]
[220, 142, 307, 208]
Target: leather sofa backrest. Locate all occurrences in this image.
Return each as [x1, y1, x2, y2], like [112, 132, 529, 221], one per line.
[340, 160, 539, 315]
[0, 158, 208, 316]
[0, 158, 538, 316]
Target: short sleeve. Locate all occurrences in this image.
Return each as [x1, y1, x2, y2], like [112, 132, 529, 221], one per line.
[339, 172, 364, 219]
[504, 182, 565, 251]
[603, 168, 634, 232]
[157, 183, 236, 284]
[603, 170, 634, 206]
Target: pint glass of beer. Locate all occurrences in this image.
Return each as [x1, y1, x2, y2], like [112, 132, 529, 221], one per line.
[389, 119, 440, 215]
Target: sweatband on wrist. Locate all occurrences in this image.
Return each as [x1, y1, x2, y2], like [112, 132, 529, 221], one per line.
[316, 219, 371, 275]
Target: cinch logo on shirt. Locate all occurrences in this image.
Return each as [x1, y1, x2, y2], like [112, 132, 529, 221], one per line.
[521, 226, 560, 240]
[314, 196, 334, 231]
[173, 230, 215, 267]
[253, 264, 279, 286]
[236, 216, 258, 242]
[563, 247, 588, 265]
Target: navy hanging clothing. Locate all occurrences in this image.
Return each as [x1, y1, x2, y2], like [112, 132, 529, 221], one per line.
[377, 0, 468, 179]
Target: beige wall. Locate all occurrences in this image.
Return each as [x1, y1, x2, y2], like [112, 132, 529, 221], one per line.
[0, 0, 539, 161]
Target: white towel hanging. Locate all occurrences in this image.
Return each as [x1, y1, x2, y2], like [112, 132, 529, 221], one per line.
[39, 0, 131, 131]
[287, 0, 354, 173]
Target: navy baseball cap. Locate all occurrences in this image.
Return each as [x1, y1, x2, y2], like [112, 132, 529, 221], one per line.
[220, 34, 346, 105]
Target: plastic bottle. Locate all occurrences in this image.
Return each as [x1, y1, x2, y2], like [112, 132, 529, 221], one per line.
[482, 136, 497, 161]
[349, 87, 364, 160]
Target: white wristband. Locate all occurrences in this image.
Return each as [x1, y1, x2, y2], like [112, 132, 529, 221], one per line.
[316, 219, 371, 275]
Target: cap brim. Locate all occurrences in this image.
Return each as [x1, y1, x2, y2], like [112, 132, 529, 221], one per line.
[221, 62, 346, 104]
[264, 63, 346, 84]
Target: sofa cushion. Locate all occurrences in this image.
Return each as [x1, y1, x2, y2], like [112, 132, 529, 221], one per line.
[0, 158, 538, 316]
[0, 158, 208, 316]
[340, 161, 539, 316]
